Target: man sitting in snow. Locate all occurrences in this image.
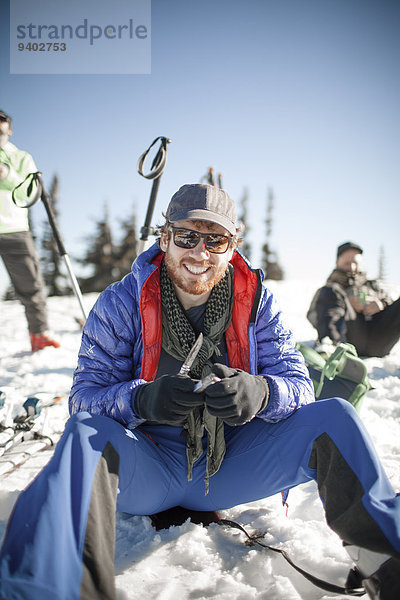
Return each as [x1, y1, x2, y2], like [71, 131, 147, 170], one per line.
[0, 184, 399, 600]
[307, 241, 400, 357]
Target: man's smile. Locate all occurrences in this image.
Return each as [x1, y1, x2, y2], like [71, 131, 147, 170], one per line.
[183, 263, 211, 275]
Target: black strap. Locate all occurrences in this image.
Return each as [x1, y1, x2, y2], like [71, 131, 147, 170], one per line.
[11, 171, 42, 208]
[218, 519, 366, 596]
[137, 136, 171, 180]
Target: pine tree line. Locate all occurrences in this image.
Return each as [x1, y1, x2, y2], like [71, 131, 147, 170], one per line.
[3, 172, 391, 301]
[42, 174, 139, 295]
[261, 187, 284, 281]
[237, 186, 284, 281]
[3, 171, 283, 302]
[76, 202, 139, 294]
[202, 167, 284, 281]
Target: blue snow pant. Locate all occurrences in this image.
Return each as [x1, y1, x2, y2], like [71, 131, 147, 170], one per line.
[0, 398, 399, 600]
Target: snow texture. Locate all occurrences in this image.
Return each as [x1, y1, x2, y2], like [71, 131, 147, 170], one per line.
[1, 281, 399, 600]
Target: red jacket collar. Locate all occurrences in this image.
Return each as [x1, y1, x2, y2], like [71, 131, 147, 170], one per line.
[140, 251, 260, 380]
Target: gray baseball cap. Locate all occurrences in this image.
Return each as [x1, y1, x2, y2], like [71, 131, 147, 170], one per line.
[166, 184, 237, 235]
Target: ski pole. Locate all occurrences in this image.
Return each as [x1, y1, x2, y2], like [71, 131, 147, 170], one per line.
[12, 172, 88, 322]
[137, 136, 171, 254]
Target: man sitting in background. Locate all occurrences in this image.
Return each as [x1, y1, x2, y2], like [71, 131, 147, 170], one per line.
[307, 241, 400, 357]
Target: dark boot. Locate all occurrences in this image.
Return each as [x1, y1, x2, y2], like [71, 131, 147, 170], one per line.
[362, 557, 400, 600]
[150, 506, 220, 530]
[345, 545, 400, 600]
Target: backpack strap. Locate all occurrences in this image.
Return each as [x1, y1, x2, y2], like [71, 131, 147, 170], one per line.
[218, 519, 365, 596]
[315, 344, 354, 396]
[315, 343, 371, 399]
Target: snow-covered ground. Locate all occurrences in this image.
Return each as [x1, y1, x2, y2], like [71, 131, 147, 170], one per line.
[1, 281, 399, 600]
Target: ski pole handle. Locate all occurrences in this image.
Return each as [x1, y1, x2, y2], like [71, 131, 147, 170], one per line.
[137, 136, 171, 181]
[12, 171, 42, 208]
[137, 137, 171, 253]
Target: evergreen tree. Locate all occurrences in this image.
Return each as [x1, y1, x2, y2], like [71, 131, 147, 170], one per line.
[378, 244, 386, 282]
[40, 174, 69, 296]
[77, 203, 118, 293]
[238, 187, 251, 260]
[114, 207, 139, 279]
[261, 187, 284, 280]
[200, 166, 223, 188]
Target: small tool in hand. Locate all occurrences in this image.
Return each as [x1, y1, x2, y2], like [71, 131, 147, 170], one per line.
[193, 373, 221, 393]
[179, 333, 204, 375]
[178, 333, 221, 392]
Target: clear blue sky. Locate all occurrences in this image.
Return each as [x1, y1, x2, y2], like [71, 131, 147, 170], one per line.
[1, 0, 399, 294]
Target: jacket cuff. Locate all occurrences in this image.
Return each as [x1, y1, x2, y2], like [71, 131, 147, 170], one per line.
[256, 376, 270, 415]
[128, 383, 147, 428]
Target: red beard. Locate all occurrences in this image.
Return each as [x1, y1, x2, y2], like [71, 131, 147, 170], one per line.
[164, 253, 227, 296]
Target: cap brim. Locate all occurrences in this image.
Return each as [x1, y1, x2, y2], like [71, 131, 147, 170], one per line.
[169, 208, 236, 235]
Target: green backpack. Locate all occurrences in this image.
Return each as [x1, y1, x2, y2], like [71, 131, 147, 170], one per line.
[296, 342, 373, 413]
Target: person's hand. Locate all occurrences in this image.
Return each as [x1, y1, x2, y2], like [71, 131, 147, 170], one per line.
[349, 296, 365, 313]
[0, 163, 10, 180]
[363, 300, 383, 316]
[134, 375, 204, 425]
[204, 364, 269, 426]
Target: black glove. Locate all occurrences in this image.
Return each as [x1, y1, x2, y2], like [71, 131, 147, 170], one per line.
[135, 375, 204, 426]
[204, 364, 269, 426]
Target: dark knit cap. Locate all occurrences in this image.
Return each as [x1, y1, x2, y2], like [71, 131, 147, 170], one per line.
[0, 110, 12, 126]
[337, 241, 363, 259]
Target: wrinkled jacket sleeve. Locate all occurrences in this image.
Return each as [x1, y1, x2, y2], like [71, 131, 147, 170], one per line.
[367, 279, 393, 307]
[316, 285, 347, 344]
[69, 281, 146, 430]
[255, 286, 315, 422]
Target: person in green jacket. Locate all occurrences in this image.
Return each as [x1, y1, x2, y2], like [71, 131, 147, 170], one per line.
[0, 109, 59, 351]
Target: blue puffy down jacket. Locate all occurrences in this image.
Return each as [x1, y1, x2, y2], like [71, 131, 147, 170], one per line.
[69, 244, 314, 429]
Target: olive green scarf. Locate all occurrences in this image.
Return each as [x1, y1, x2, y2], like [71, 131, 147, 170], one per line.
[160, 262, 234, 494]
